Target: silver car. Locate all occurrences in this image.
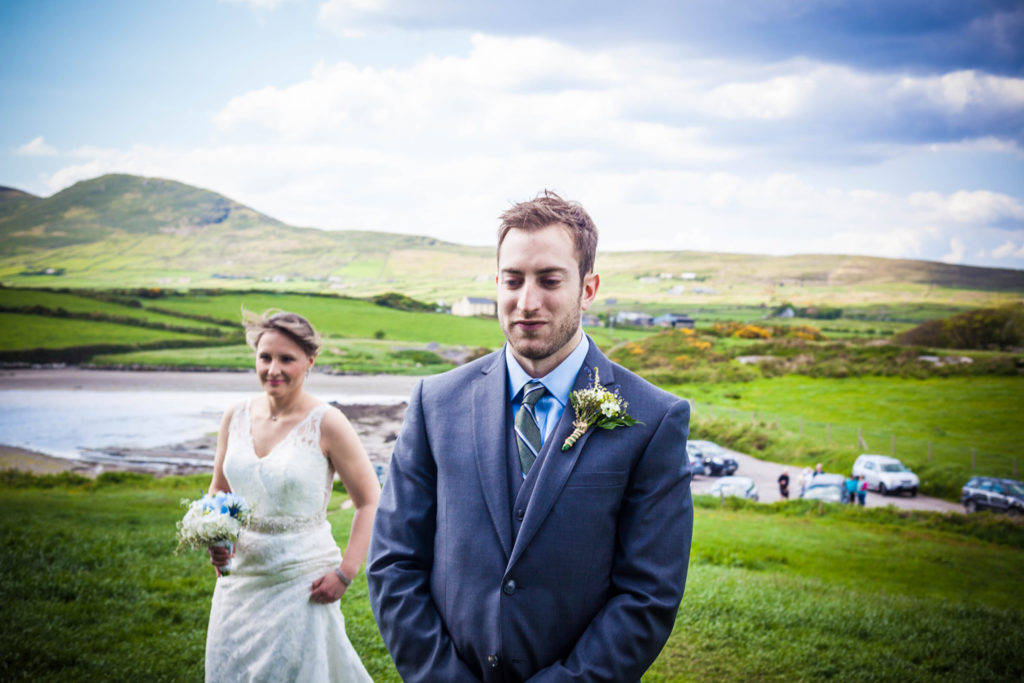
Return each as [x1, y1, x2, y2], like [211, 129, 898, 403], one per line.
[801, 473, 845, 504]
[709, 476, 759, 502]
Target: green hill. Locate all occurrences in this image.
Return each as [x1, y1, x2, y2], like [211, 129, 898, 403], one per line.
[1, 174, 1022, 308]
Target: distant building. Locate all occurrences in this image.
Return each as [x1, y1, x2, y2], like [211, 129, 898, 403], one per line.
[581, 314, 602, 328]
[680, 272, 697, 280]
[667, 285, 686, 295]
[614, 311, 654, 327]
[653, 313, 695, 329]
[777, 307, 796, 318]
[452, 297, 496, 317]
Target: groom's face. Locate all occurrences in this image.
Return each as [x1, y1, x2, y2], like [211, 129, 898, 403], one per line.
[497, 223, 599, 377]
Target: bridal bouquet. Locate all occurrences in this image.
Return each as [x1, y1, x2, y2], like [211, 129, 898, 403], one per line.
[176, 491, 252, 576]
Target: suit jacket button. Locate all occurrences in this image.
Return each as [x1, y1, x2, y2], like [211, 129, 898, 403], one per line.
[488, 654, 500, 668]
[503, 579, 516, 595]
[515, 508, 525, 521]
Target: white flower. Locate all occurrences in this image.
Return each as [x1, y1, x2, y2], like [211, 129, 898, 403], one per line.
[600, 400, 619, 418]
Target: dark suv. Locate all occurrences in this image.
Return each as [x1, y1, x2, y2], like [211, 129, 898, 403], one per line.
[961, 476, 1024, 515]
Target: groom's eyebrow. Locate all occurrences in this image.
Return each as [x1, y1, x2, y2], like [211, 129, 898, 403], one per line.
[500, 266, 569, 276]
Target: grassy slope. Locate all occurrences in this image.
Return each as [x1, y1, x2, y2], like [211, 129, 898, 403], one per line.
[0, 288, 226, 330]
[0, 312, 209, 350]
[674, 375, 1022, 474]
[1, 475, 1021, 682]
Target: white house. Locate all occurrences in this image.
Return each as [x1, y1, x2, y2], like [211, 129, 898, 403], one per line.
[452, 297, 496, 317]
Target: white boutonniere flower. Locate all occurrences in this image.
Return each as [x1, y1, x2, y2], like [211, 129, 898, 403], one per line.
[562, 368, 641, 451]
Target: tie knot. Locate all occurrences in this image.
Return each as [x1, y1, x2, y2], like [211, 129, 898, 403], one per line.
[522, 381, 546, 408]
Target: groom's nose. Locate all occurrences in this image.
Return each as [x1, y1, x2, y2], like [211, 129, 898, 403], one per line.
[516, 279, 542, 314]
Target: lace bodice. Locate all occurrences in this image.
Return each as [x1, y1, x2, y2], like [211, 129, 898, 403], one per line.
[207, 399, 373, 682]
[224, 399, 334, 523]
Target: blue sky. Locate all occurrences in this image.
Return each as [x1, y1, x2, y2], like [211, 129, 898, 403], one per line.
[2, 0, 1022, 269]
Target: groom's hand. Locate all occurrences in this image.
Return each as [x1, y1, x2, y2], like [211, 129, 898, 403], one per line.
[309, 571, 346, 604]
[207, 545, 233, 577]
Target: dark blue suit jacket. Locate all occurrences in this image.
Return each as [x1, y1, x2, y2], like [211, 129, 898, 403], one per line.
[368, 341, 693, 682]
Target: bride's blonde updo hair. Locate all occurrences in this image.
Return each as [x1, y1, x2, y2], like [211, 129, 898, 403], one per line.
[242, 308, 322, 358]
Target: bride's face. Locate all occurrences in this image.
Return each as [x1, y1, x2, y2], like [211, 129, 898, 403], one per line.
[255, 330, 315, 396]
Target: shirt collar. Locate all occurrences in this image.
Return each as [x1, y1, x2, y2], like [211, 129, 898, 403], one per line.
[505, 334, 590, 407]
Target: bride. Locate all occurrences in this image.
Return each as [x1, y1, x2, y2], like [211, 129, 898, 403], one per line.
[205, 310, 379, 681]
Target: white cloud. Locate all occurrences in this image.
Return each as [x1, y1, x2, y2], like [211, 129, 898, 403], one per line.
[990, 240, 1024, 259]
[23, 31, 1024, 270]
[16, 136, 58, 156]
[908, 190, 1024, 224]
[940, 238, 967, 264]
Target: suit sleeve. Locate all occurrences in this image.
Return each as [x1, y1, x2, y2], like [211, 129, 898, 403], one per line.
[529, 397, 693, 683]
[366, 380, 480, 683]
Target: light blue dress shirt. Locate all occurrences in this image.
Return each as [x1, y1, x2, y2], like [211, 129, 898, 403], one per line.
[506, 335, 590, 447]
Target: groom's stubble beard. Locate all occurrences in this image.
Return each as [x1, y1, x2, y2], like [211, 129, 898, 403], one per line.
[502, 286, 584, 362]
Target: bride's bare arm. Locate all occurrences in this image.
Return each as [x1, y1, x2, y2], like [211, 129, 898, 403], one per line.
[311, 407, 381, 602]
[209, 406, 235, 495]
[207, 406, 235, 574]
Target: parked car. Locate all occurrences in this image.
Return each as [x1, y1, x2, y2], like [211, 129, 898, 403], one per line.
[688, 439, 738, 476]
[961, 476, 1024, 515]
[852, 454, 919, 496]
[801, 473, 846, 504]
[685, 442, 706, 476]
[709, 476, 759, 502]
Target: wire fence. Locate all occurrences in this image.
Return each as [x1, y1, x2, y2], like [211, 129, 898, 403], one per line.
[691, 401, 1021, 480]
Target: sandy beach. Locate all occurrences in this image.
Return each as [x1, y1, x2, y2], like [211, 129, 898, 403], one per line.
[0, 367, 419, 477]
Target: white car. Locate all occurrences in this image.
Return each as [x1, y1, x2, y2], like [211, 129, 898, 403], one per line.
[708, 476, 759, 502]
[852, 454, 919, 497]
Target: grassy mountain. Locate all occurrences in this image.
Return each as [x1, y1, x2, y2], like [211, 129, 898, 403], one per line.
[1, 173, 1022, 307]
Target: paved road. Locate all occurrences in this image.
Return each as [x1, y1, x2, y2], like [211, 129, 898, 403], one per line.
[690, 445, 963, 513]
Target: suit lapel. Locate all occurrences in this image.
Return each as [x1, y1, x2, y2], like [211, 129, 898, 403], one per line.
[472, 350, 514, 560]
[508, 341, 616, 569]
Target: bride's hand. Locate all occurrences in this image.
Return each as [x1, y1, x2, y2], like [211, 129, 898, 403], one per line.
[208, 544, 234, 577]
[309, 571, 348, 604]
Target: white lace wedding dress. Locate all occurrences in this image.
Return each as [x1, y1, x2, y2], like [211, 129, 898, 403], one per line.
[205, 399, 372, 682]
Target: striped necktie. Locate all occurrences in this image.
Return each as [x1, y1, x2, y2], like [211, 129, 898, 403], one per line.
[515, 380, 546, 476]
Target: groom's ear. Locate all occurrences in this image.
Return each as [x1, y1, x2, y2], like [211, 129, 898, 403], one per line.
[580, 272, 599, 311]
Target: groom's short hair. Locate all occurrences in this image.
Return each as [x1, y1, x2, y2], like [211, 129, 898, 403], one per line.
[497, 190, 598, 281]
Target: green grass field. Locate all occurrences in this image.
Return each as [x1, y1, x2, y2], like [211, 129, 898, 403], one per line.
[2, 473, 1021, 682]
[0, 312, 209, 350]
[139, 292, 648, 349]
[673, 375, 1022, 478]
[0, 288, 225, 331]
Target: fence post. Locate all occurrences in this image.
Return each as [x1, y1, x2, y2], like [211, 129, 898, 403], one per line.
[971, 448, 976, 470]
[891, 435, 895, 457]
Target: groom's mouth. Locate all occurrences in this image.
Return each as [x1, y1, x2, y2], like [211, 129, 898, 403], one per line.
[514, 320, 545, 334]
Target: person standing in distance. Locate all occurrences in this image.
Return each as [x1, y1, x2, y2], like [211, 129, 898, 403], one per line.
[368, 190, 694, 682]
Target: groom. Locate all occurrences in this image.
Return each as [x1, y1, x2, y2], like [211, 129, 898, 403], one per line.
[367, 191, 693, 682]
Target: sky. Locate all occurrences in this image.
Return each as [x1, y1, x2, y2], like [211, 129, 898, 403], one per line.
[1, 0, 1023, 269]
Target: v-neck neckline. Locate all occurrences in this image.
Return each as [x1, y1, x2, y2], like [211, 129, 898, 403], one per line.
[248, 399, 320, 460]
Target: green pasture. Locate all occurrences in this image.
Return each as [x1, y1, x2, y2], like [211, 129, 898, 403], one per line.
[141, 292, 506, 346]
[93, 339, 457, 375]
[0, 288, 225, 331]
[140, 292, 647, 349]
[2, 473, 1021, 682]
[2, 289, 650, 369]
[0, 312, 208, 350]
[668, 375, 1024, 496]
